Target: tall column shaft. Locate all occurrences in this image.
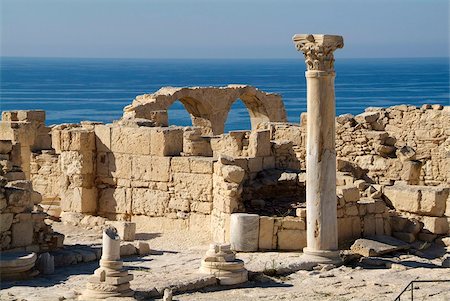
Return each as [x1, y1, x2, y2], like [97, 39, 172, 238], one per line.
[305, 71, 337, 252]
[293, 34, 343, 263]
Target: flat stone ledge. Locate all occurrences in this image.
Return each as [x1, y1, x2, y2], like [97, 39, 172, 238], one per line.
[134, 273, 217, 299]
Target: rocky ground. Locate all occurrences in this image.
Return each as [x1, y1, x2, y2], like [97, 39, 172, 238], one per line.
[1, 222, 450, 301]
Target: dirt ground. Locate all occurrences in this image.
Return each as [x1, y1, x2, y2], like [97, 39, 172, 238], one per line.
[1, 222, 449, 301]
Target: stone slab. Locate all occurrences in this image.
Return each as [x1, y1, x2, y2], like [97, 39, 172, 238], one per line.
[350, 235, 410, 257]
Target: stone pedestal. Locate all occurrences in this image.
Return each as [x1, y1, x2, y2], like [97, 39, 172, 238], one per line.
[230, 213, 259, 252]
[199, 243, 248, 285]
[80, 226, 134, 300]
[293, 34, 344, 265]
[0, 252, 38, 281]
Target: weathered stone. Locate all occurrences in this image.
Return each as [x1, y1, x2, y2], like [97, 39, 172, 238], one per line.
[350, 236, 410, 257]
[277, 229, 306, 251]
[0, 213, 13, 232]
[36, 252, 55, 275]
[355, 111, 380, 124]
[150, 128, 183, 156]
[11, 221, 33, 247]
[106, 221, 136, 241]
[111, 126, 151, 155]
[337, 185, 360, 202]
[221, 165, 245, 184]
[384, 184, 448, 217]
[0, 140, 13, 154]
[397, 146, 416, 161]
[230, 213, 259, 252]
[392, 232, 416, 243]
[120, 243, 137, 257]
[258, 216, 274, 250]
[247, 130, 271, 157]
[421, 216, 449, 234]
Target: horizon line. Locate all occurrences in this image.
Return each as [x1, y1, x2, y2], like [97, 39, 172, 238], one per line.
[1, 55, 449, 61]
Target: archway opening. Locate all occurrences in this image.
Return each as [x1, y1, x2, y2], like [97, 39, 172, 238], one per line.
[167, 100, 193, 127]
[224, 99, 252, 132]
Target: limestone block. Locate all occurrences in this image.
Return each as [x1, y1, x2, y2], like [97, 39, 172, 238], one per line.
[63, 129, 95, 151]
[375, 217, 384, 235]
[190, 201, 212, 214]
[391, 215, 421, 234]
[296, 208, 307, 219]
[354, 179, 368, 191]
[258, 216, 274, 250]
[132, 155, 170, 182]
[0, 140, 13, 154]
[350, 236, 410, 257]
[355, 111, 379, 124]
[105, 221, 136, 241]
[230, 213, 259, 252]
[190, 157, 214, 174]
[173, 173, 212, 202]
[421, 188, 449, 217]
[446, 194, 450, 217]
[363, 215, 376, 237]
[94, 124, 111, 152]
[11, 221, 33, 247]
[108, 153, 132, 179]
[397, 146, 416, 161]
[345, 204, 359, 216]
[338, 217, 361, 243]
[168, 197, 190, 212]
[5, 187, 33, 211]
[36, 252, 55, 275]
[170, 156, 191, 173]
[400, 161, 422, 184]
[60, 151, 94, 175]
[262, 156, 276, 170]
[5, 171, 26, 181]
[0, 213, 13, 232]
[150, 128, 183, 156]
[247, 130, 271, 157]
[120, 243, 137, 256]
[337, 185, 360, 202]
[98, 188, 131, 214]
[421, 216, 449, 234]
[384, 184, 448, 217]
[277, 229, 306, 250]
[247, 157, 263, 173]
[15, 110, 46, 122]
[281, 217, 306, 230]
[111, 126, 152, 155]
[131, 189, 170, 216]
[60, 187, 97, 213]
[221, 165, 245, 184]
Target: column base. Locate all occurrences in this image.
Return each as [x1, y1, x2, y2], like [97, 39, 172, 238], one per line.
[301, 248, 342, 266]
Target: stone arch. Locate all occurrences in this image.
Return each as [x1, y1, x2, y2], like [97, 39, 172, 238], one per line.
[122, 85, 287, 135]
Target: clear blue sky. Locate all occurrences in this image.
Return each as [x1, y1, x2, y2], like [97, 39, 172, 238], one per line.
[1, 0, 448, 59]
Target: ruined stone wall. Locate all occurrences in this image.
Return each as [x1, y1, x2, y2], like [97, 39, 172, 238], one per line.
[264, 105, 450, 186]
[0, 110, 52, 180]
[0, 139, 63, 252]
[50, 122, 216, 234]
[1, 100, 448, 250]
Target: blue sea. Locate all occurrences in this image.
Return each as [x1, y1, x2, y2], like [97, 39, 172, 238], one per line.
[0, 57, 449, 132]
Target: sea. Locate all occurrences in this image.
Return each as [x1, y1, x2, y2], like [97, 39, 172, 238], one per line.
[0, 57, 448, 132]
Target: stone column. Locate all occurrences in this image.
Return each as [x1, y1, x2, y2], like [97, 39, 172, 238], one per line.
[293, 34, 344, 264]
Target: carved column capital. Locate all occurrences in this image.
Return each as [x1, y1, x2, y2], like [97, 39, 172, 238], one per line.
[293, 34, 344, 73]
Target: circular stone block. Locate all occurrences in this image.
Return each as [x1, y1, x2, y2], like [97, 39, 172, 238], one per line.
[230, 213, 259, 252]
[0, 252, 38, 281]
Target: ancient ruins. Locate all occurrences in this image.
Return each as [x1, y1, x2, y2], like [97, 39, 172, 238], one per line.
[0, 33, 449, 300]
